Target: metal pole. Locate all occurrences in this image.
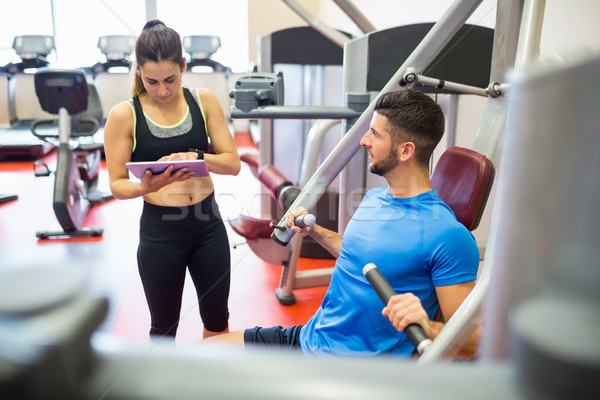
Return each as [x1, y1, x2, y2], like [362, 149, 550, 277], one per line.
[280, 0, 352, 48]
[145, 0, 158, 21]
[231, 106, 360, 120]
[332, 0, 377, 33]
[514, 0, 546, 70]
[405, 72, 489, 97]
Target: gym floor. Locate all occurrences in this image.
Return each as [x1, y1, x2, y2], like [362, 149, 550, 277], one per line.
[0, 132, 330, 346]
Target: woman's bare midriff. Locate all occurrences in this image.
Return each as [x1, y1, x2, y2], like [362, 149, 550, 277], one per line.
[143, 176, 215, 207]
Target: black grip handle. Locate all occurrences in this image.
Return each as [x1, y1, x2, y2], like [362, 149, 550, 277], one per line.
[362, 263, 432, 354]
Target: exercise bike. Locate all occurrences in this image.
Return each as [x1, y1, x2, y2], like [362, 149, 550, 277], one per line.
[30, 68, 112, 239]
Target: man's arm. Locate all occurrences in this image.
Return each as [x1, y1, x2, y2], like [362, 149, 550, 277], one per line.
[382, 281, 480, 359]
[287, 207, 343, 258]
[306, 223, 343, 258]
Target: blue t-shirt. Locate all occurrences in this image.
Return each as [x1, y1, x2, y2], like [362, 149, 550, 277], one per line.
[299, 188, 479, 356]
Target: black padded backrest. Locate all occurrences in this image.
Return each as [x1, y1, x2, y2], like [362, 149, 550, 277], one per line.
[269, 26, 349, 66]
[71, 83, 103, 135]
[74, 83, 102, 122]
[366, 23, 494, 93]
[34, 69, 104, 136]
[34, 69, 89, 115]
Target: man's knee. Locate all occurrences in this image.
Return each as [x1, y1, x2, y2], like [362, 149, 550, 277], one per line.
[203, 331, 245, 346]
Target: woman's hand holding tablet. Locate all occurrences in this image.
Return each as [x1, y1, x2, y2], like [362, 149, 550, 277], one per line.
[126, 159, 209, 179]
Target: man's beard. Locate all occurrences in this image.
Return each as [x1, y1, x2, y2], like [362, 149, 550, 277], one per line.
[369, 148, 398, 176]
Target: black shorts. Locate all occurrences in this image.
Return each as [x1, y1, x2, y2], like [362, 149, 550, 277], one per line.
[244, 325, 303, 350]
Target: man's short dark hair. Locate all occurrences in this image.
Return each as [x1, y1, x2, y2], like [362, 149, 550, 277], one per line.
[374, 90, 445, 166]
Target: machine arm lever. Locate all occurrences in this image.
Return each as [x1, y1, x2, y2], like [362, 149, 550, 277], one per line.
[362, 263, 432, 354]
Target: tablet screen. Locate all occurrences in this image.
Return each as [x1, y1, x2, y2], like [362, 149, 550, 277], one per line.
[126, 160, 209, 179]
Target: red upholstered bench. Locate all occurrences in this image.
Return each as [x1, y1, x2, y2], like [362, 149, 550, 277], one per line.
[431, 146, 494, 231]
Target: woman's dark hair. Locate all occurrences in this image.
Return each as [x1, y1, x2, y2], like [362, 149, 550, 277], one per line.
[132, 19, 185, 96]
[373, 90, 445, 166]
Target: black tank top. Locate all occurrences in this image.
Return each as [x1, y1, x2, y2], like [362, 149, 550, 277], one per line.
[130, 88, 209, 162]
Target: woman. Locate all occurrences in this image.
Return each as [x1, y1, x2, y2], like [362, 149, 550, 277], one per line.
[103, 20, 240, 340]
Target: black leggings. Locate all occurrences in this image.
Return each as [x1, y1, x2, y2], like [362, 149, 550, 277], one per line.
[137, 193, 230, 338]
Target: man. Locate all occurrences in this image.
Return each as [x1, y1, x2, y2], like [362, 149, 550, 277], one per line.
[209, 90, 480, 358]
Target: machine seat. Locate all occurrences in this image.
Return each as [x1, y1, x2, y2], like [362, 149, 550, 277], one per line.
[229, 215, 273, 240]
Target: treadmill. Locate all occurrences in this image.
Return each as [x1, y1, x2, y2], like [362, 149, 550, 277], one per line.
[0, 35, 57, 159]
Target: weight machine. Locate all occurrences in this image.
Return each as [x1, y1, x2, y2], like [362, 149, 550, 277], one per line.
[230, 3, 494, 304]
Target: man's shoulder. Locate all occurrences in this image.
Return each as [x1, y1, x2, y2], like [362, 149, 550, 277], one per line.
[365, 187, 386, 196]
[362, 187, 388, 203]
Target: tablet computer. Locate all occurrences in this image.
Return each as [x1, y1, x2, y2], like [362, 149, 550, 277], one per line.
[126, 159, 209, 179]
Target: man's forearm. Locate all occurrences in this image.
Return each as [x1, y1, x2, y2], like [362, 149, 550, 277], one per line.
[308, 224, 343, 258]
[427, 321, 480, 360]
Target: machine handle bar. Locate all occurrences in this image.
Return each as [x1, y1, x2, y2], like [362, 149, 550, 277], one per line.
[362, 263, 432, 354]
